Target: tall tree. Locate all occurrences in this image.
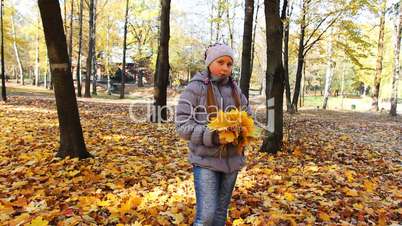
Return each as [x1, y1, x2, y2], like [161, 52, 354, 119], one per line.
[225, 0, 236, 48]
[291, 0, 307, 112]
[76, 0, 83, 97]
[38, 0, 91, 159]
[35, 11, 40, 87]
[250, 0, 260, 72]
[215, 0, 224, 42]
[91, 0, 97, 95]
[11, 15, 23, 85]
[290, 0, 341, 112]
[390, 0, 401, 116]
[322, 29, 335, 109]
[0, 0, 5, 102]
[371, 0, 387, 111]
[120, 0, 129, 99]
[260, 0, 285, 154]
[106, 15, 111, 95]
[152, 0, 170, 122]
[240, 0, 254, 100]
[210, 1, 214, 42]
[282, 0, 292, 112]
[68, 0, 74, 66]
[85, 0, 95, 97]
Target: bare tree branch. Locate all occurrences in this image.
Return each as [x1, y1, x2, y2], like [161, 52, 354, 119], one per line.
[303, 12, 341, 56]
[303, 13, 330, 47]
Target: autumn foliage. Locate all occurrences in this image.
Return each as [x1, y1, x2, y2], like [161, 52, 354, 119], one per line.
[0, 96, 401, 225]
[208, 110, 259, 152]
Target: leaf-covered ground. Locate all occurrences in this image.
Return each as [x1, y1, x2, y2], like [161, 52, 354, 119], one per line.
[0, 96, 401, 225]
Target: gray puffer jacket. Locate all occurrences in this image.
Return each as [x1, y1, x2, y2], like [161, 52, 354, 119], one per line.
[175, 71, 252, 173]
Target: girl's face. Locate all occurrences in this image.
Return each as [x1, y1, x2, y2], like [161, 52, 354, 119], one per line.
[208, 56, 233, 77]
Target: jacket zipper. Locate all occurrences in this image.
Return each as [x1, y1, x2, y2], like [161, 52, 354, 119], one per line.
[215, 82, 231, 173]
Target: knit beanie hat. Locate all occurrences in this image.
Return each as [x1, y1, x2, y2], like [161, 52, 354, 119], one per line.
[204, 43, 235, 67]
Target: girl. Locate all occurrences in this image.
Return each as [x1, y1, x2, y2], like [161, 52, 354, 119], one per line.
[175, 43, 252, 226]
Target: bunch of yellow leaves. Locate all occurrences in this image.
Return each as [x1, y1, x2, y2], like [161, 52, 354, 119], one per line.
[208, 109, 259, 152]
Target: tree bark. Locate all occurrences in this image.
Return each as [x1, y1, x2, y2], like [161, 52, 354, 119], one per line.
[290, 0, 307, 112]
[120, 0, 129, 99]
[240, 0, 254, 100]
[11, 15, 24, 85]
[323, 29, 335, 109]
[85, 0, 95, 97]
[0, 0, 5, 102]
[76, 0, 83, 97]
[371, 0, 387, 111]
[91, 0, 97, 95]
[152, 0, 170, 122]
[38, 0, 91, 159]
[390, 0, 401, 116]
[282, 0, 292, 112]
[260, 0, 284, 154]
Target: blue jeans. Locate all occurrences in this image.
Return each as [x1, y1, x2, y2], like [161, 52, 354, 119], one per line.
[192, 165, 238, 226]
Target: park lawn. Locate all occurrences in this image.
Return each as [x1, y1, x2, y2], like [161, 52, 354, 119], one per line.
[0, 95, 401, 225]
[300, 95, 401, 113]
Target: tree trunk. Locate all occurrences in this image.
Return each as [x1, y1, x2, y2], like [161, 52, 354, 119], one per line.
[0, 0, 5, 102]
[290, 0, 307, 112]
[91, 0, 97, 96]
[341, 57, 345, 109]
[323, 29, 335, 109]
[301, 59, 306, 107]
[44, 63, 48, 88]
[225, 0, 234, 48]
[38, 0, 91, 159]
[390, 0, 401, 116]
[11, 15, 24, 85]
[138, 70, 144, 87]
[13, 66, 17, 83]
[120, 0, 129, 99]
[215, 0, 224, 42]
[106, 15, 111, 95]
[35, 13, 40, 87]
[69, 0, 74, 66]
[152, 0, 170, 122]
[30, 67, 34, 85]
[85, 0, 95, 97]
[282, 0, 292, 112]
[240, 0, 254, 100]
[210, 2, 214, 42]
[371, 0, 387, 111]
[260, 0, 284, 154]
[76, 0, 83, 97]
[250, 0, 260, 73]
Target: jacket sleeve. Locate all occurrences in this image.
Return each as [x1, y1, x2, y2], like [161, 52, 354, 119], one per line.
[175, 82, 216, 147]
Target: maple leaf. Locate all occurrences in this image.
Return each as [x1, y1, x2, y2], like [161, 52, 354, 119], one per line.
[27, 216, 48, 226]
[318, 211, 331, 222]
